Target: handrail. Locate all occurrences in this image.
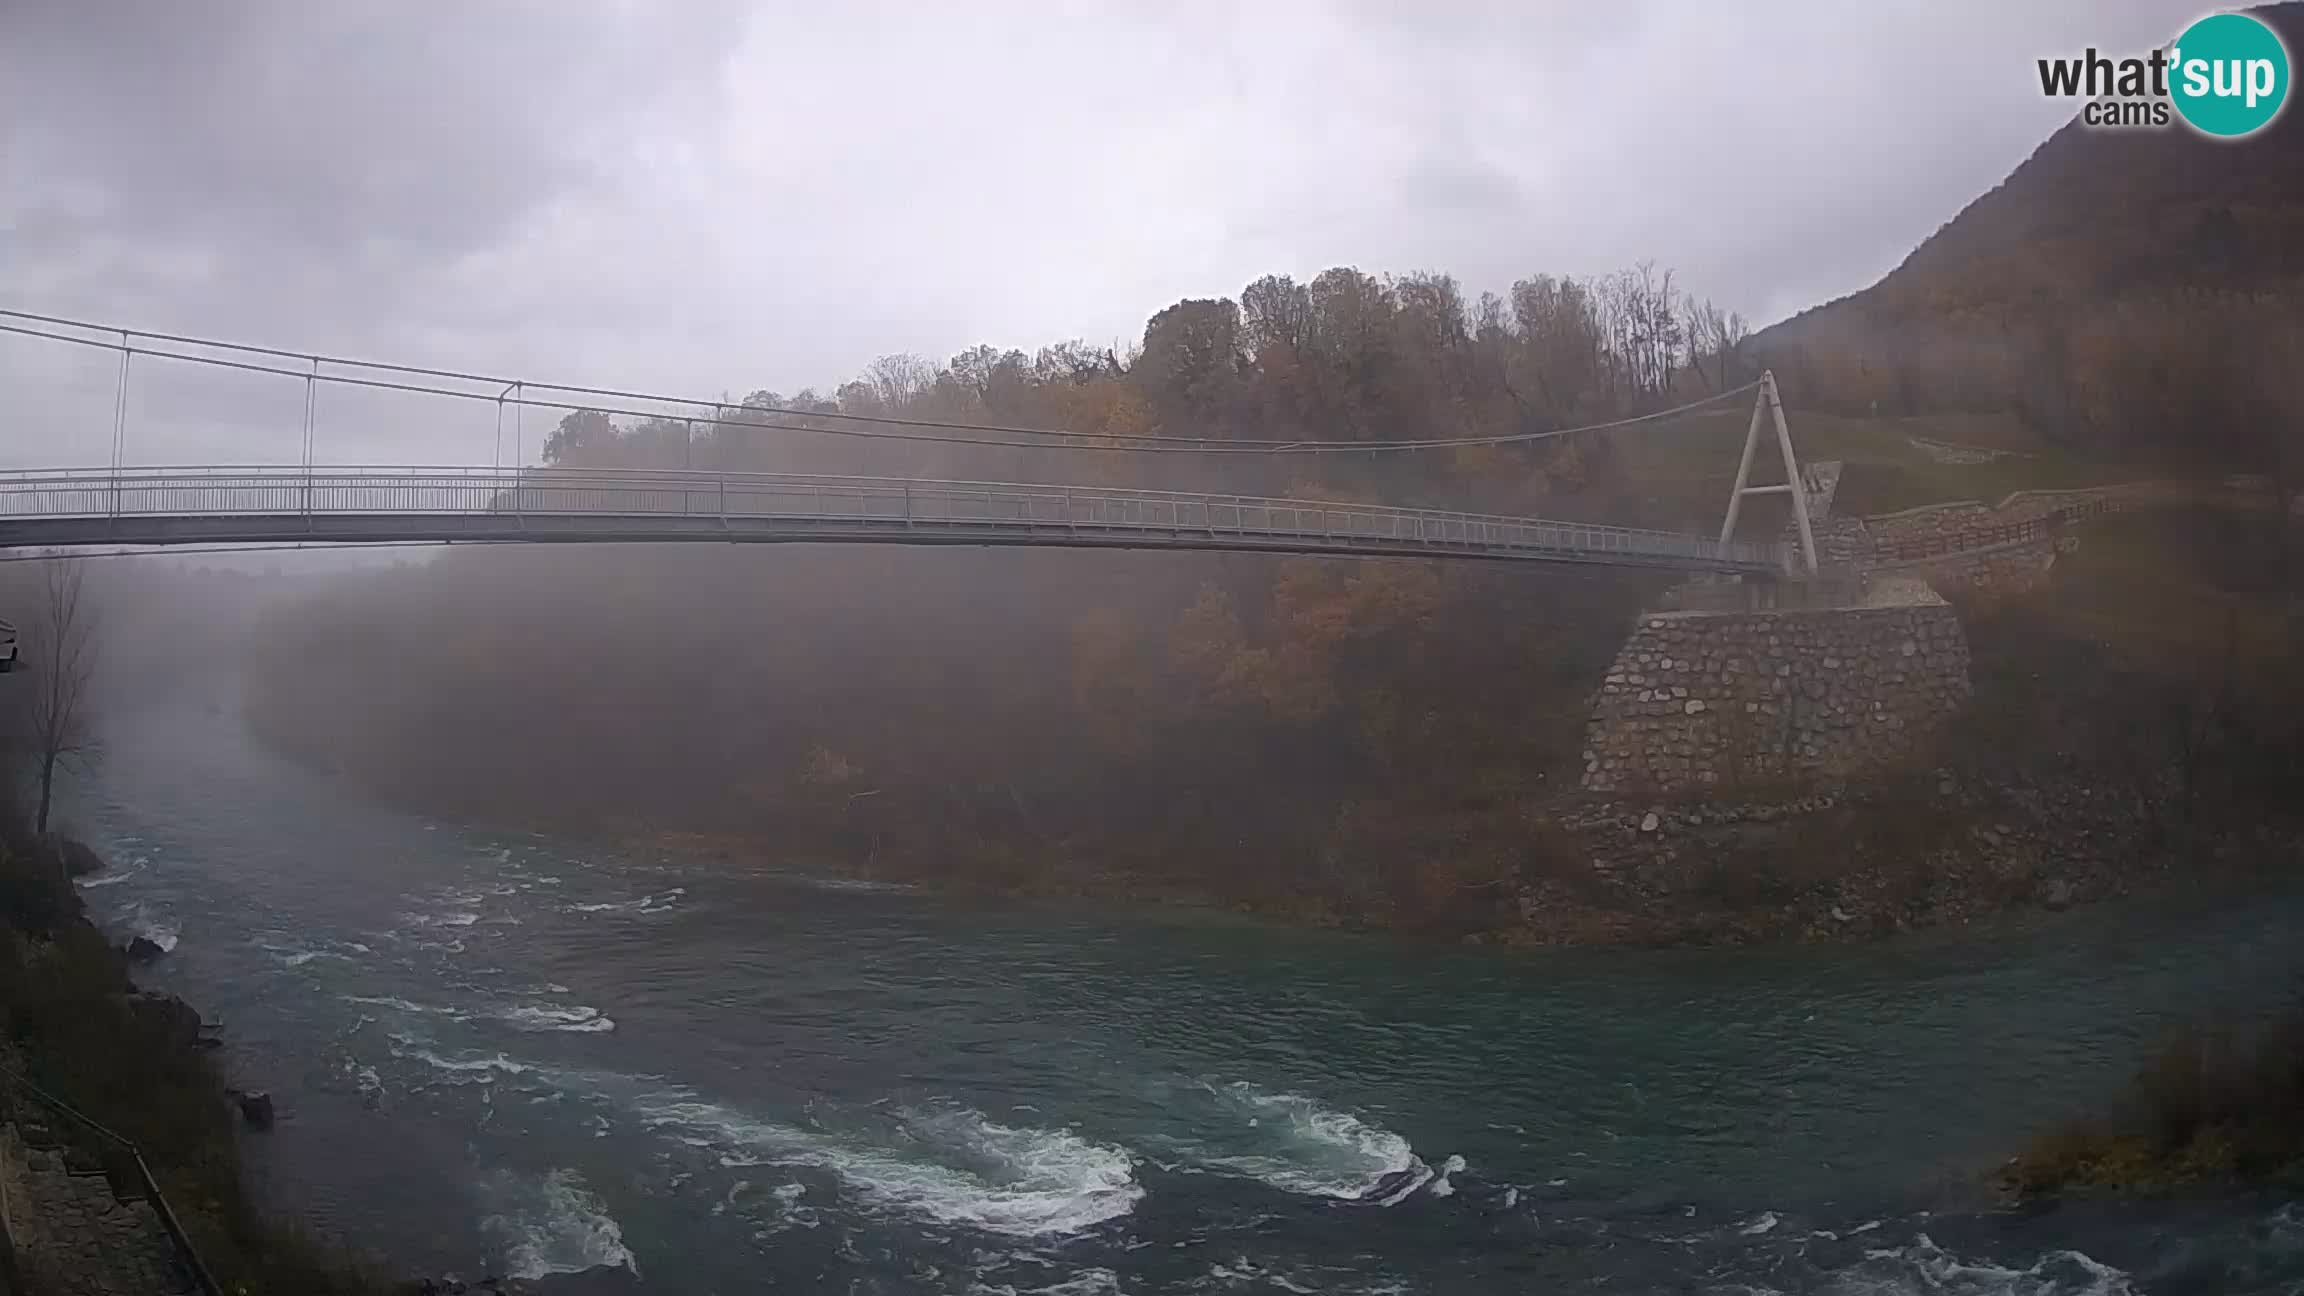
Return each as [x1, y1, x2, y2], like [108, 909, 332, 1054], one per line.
[0, 463, 1720, 535]
[0, 1066, 222, 1295]
[0, 465, 1790, 571]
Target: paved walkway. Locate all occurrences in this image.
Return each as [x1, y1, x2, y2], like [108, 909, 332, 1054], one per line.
[1, 1123, 187, 1295]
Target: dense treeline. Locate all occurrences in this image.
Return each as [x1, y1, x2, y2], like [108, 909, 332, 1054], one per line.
[245, 258, 1766, 927]
[530, 261, 1753, 516]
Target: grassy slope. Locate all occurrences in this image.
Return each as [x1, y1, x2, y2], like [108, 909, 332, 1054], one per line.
[1596, 404, 2144, 536]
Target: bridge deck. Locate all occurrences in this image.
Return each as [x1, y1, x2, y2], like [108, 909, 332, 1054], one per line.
[0, 467, 1787, 574]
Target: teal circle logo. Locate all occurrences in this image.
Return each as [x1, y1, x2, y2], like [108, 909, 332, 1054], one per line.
[2169, 12, 2290, 138]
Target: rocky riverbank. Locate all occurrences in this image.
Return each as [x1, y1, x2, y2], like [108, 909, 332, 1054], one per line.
[1502, 762, 2302, 947]
[616, 745, 2302, 953]
[0, 827, 394, 1293]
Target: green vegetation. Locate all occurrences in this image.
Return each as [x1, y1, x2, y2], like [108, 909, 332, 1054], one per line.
[1600, 405, 2139, 531]
[0, 820, 391, 1294]
[1998, 1014, 2304, 1198]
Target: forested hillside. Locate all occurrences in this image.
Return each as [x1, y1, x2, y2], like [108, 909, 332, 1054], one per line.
[244, 257, 1771, 927]
[1753, 1, 2304, 474]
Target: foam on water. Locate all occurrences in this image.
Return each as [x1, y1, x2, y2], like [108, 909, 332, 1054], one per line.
[345, 995, 464, 1017]
[265, 938, 364, 967]
[480, 1166, 638, 1281]
[121, 901, 179, 952]
[637, 1096, 1141, 1237]
[1836, 1235, 2134, 1295]
[493, 1003, 616, 1034]
[76, 859, 147, 889]
[387, 1035, 538, 1081]
[353, 992, 612, 1033]
[969, 1269, 1125, 1296]
[1176, 1082, 1427, 1200]
[1200, 1260, 1316, 1293]
[1426, 1153, 1467, 1198]
[567, 887, 685, 915]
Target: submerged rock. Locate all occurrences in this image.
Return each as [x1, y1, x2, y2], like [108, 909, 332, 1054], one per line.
[224, 1087, 276, 1130]
[125, 935, 168, 963]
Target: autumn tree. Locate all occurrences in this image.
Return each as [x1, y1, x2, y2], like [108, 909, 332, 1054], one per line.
[542, 409, 619, 465]
[1136, 298, 1247, 435]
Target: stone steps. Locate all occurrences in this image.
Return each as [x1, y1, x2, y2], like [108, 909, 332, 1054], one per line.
[3, 1121, 191, 1295]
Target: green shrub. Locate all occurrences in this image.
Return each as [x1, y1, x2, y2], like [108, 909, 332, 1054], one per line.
[2000, 1008, 2304, 1197]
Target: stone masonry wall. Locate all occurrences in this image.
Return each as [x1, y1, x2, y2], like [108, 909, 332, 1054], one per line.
[1887, 534, 2071, 596]
[1581, 600, 1970, 797]
[1811, 481, 2199, 573]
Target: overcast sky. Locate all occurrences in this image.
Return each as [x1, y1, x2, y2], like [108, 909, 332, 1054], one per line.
[1, 0, 2201, 466]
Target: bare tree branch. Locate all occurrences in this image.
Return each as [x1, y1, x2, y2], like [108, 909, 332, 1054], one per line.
[29, 554, 98, 836]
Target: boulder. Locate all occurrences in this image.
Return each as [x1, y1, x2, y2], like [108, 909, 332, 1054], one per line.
[57, 836, 106, 878]
[224, 1088, 276, 1130]
[125, 991, 203, 1051]
[125, 935, 168, 963]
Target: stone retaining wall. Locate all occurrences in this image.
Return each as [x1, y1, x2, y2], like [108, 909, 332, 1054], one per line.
[1813, 480, 2197, 576]
[1908, 437, 2011, 465]
[1581, 600, 1970, 797]
[1878, 534, 2076, 595]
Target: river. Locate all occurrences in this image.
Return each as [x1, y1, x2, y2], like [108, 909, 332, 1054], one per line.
[58, 698, 2304, 1294]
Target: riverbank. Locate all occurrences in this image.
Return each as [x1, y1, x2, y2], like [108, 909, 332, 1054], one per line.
[610, 766, 2304, 952]
[0, 824, 394, 1293]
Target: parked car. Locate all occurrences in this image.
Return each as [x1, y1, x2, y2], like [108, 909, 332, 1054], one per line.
[0, 618, 15, 672]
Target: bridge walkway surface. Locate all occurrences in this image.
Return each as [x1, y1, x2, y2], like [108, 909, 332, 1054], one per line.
[0, 467, 1790, 575]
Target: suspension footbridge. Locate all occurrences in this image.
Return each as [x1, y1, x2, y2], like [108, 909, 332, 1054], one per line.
[0, 311, 1813, 575]
[0, 467, 1785, 572]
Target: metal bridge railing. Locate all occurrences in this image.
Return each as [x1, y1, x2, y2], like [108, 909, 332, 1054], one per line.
[0, 466, 1790, 571]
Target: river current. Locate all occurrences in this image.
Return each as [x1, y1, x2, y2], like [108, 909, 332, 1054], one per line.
[60, 700, 2304, 1294]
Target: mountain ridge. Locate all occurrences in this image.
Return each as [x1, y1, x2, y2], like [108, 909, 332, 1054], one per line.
[1751, 1, 2304, 471]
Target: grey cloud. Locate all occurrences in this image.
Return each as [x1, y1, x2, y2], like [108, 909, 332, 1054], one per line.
[2, 0, 745, 329]
[0, 0, 2218, 469]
